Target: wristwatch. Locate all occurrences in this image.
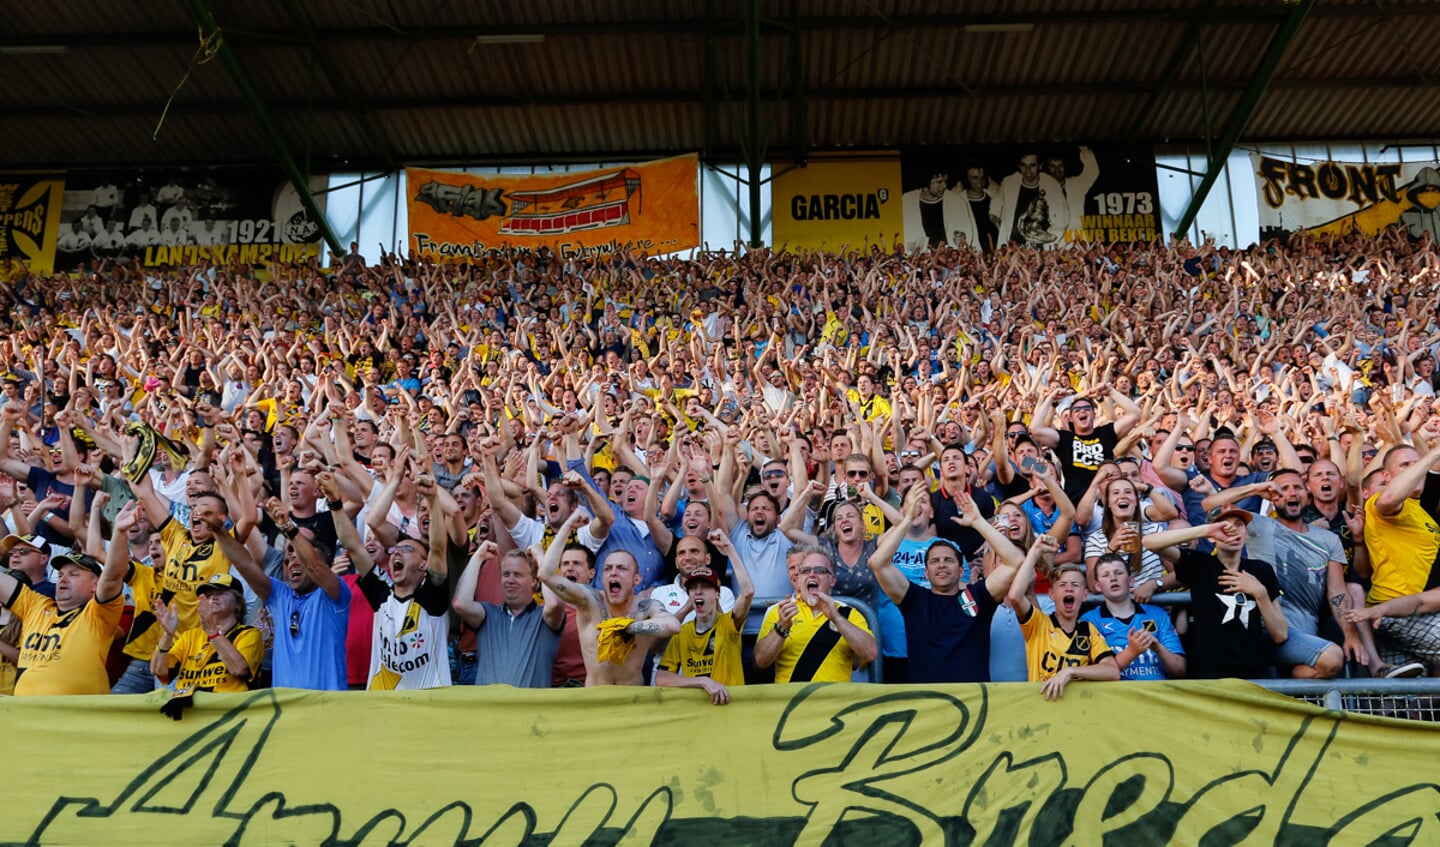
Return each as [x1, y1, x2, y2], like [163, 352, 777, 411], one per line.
[1154, 578, 1165, 590]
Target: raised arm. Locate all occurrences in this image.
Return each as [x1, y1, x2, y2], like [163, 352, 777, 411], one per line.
[867, 485, 926, 604]
[1005, 533, 1057, 617]
[536, 510, 599, 614]
[451, 540, 499, 629]
[319, 471, 377, 578]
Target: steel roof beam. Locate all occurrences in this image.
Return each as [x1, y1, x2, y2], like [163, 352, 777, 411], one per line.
[5, 3, 1435, 50]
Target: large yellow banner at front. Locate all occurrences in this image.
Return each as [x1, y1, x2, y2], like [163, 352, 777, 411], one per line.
[3, 681, 1439, 845]
[771, 155, 903, 250]
[406, 156, 699, 262]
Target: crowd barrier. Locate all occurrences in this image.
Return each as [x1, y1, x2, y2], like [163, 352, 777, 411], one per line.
[3, 680, 1438, 846]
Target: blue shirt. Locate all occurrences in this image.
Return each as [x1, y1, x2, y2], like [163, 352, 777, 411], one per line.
[265, 577, 351, 691]
[1080, 603, 1185, 681]
[567, 459, 666, 592]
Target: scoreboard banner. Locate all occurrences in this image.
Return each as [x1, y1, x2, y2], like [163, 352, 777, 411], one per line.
[407, 155, 699, 261]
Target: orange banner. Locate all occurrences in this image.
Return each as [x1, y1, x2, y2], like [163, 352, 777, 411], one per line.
[407, 156, 699, 261]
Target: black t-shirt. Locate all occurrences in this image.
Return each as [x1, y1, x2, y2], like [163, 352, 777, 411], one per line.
[1010, 183, 1041, 243]
[1056, 423, 1120, 503]
[931, 485, 997, 561]
[1173, 549, 1282, 679]
[919, 197, 946, 247]
[899, 578, 998, 683]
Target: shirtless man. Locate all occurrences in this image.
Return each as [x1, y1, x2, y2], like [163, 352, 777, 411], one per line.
[537, 511, 680, 685]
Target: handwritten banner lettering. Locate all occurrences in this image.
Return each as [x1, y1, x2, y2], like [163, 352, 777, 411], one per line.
[2, 681, 1437, 845]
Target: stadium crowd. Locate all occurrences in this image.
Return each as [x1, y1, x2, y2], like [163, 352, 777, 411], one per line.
[4, 225, 1440, 711]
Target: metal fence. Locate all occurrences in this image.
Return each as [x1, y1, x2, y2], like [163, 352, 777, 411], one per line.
[743, 592, 1440, 718]
[1256, 679, 1440, 722]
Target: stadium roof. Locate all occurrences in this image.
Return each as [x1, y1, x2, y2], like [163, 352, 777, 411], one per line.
[3, 0, 1438, 170]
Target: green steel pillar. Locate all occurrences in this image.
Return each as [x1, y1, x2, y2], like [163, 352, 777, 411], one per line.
[184, 0, 344, 255]
[1174, 0, 1313, 238]
[744, 0, 764, 247]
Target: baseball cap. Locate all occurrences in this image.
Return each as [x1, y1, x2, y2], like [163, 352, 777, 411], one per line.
[683, 568, 721, 590]
[195, 573, 242, 596]
[0, 534, 49, 556]
[1209, 505, 1254, 526]
[53, 552, 103, 576]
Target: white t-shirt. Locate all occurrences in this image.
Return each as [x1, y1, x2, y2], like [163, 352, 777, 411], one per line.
[361, 571, 451, 690]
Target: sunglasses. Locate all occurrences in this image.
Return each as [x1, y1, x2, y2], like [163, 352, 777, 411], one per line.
[845, 470, 870, 479]
[762, 469, 787, 479]
[1175, 445, 1195, 452]
[289, 610, 300, 638]
[1071, 405, 1094, 412]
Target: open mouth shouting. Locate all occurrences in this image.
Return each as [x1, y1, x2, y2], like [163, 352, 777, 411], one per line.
[1059, 593, 1078, 615]
[607, 578, 627, 602]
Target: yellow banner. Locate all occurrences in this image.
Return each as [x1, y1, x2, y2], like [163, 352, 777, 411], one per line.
[3, 681, 1438, 845]
[0, 175, 64, 275]
[771, 155, 903, 250]
[407, 156, 699, 261]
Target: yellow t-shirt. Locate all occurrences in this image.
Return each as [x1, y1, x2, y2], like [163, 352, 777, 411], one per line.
[760, 598, 872, 684]
[846, 389, 892, 422]
[1018, 605, 1114, 683]
[158, 517, 234, 635]
[161, 624, 264, 695]
[1364, 494, 1440, 605]
[659, 610, 745, 686]
[7, 585, 124, 696]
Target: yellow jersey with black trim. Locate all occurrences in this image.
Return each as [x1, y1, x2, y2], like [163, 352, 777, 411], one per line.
[158, 517, 233, 635]
[161, 624, 264, 695]
[360, 571, 452, 690]
[659, 611, 745, 686]
[759, 598, 872, 684]
[845, 389, 892, 422]
[5, 584, 124, 696]
[1018, 606, 1115, 683]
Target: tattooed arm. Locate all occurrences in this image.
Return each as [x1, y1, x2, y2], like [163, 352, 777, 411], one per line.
[626, 597, 681, 638]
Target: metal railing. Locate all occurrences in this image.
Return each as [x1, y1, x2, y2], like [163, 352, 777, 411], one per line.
[1255, 679, 1440, 721]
